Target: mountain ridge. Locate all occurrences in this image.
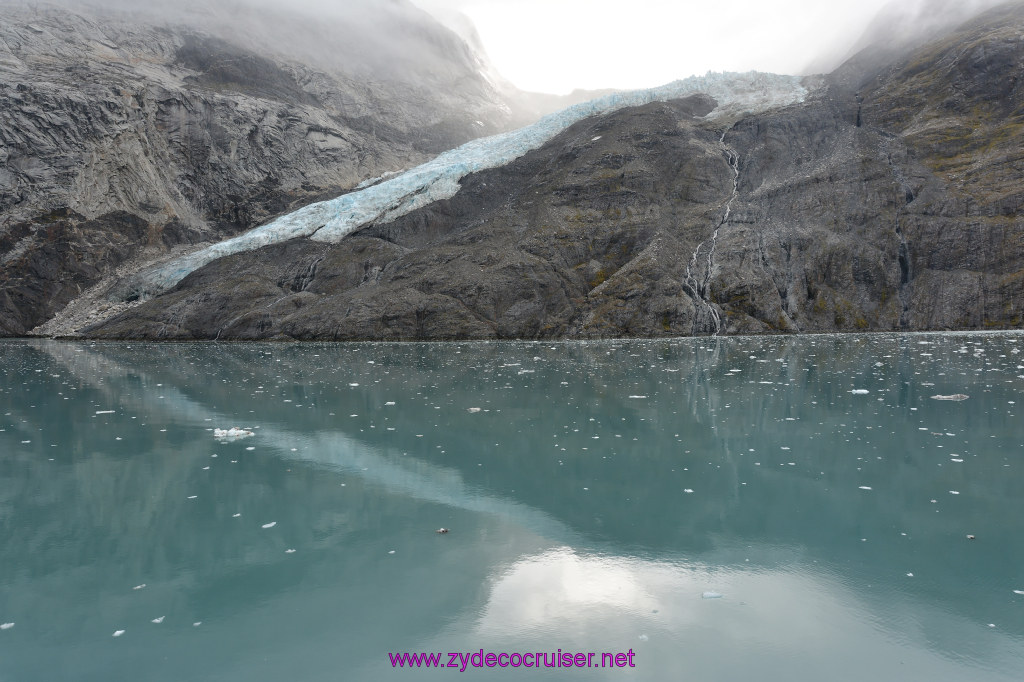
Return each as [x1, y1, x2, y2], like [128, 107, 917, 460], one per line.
[4, 0, 1024, 339]
[0, 0, 517, 335]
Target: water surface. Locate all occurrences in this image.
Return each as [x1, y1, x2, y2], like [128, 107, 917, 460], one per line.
[1, 334, 1022, 680]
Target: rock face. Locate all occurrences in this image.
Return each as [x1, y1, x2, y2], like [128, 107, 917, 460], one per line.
[83, 3, 1024, 341]
[0, 0, 514, 335]
[9, 3, 1024, 340]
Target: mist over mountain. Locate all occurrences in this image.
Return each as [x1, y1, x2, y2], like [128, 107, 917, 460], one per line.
[2, 0, 1023, 339]
[0, 0, 519, 335]
[806, 0, 1009, 74]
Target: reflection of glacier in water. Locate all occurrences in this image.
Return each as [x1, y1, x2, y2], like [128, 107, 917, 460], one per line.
[35, 341, 578, 544]
[130, 72, 807, 297]
[11, 336, 1024, 682]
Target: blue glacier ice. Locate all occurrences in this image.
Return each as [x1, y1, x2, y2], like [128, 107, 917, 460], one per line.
[134, 72, 809, 297]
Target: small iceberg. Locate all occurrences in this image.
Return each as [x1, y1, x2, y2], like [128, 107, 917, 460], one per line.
[214, 427, 254, 441]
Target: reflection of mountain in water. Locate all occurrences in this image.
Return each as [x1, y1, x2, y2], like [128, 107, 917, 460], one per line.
[2, 335, 1023, 674]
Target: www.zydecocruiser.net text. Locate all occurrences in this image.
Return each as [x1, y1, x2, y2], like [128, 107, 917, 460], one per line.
[389, 649, 637, 671]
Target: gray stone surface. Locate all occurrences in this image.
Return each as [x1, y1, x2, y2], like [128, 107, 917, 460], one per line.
[0, 0, 514, 335]
[10, 2, 1024, 340]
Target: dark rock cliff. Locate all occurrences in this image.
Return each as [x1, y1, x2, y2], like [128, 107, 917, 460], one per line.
[0, 0, 514, 335]
[83, 3, 1024, 341]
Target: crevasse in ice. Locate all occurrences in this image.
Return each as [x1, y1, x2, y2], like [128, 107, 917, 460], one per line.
[136, 72, 808, 296]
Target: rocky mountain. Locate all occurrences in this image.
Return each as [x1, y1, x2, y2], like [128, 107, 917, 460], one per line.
[0, 0, 515, 335]
[8, 1, 1024, 340]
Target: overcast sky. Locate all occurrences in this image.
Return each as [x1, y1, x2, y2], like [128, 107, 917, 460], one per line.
[411, 0, 896, 94]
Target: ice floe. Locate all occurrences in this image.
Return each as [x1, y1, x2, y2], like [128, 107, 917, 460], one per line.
[214, 427, 254, 440]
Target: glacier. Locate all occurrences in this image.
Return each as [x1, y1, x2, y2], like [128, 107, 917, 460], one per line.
[130, 72, 809, 298]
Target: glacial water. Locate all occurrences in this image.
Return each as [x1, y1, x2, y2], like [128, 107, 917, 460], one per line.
[1, 333, 1022, 681]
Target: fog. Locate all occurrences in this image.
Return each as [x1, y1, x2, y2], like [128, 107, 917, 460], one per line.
[3, 0, 1017, 94]
[420, 0, 1017, 93]
[1, 0, 483, 84]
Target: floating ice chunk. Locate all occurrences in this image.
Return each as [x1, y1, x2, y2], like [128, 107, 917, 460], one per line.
[151, 616, 164, 624]
[213, 427, 254, 440]
[931, 394, 969, 401]
[850, 389, 870, 395]
[702, 591, 723, 599]
[0, 623, 13, 630]
[262, 522, 277, 529]
[112, 630, 125, 637]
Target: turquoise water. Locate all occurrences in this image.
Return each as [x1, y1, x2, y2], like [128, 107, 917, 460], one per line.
[1, 334, 1022, 681]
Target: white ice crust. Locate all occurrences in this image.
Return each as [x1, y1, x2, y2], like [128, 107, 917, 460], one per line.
[139, 72, 807, 294]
